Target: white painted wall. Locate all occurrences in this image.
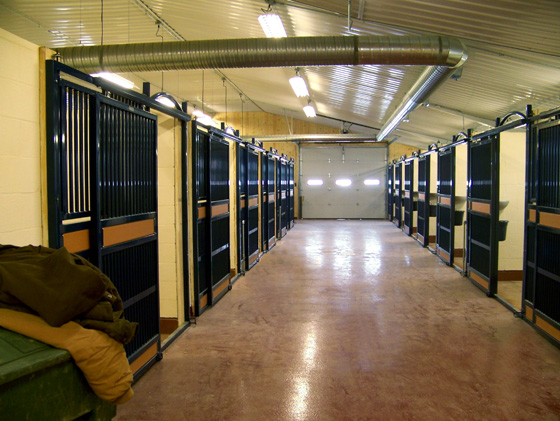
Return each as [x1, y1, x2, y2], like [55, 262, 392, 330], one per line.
[499, 132, 526, 271]
[0, 29, 42, 246]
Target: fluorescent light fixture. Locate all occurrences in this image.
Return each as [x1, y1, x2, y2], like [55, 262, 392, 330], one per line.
[289, 75, 309, 97]
[258, 12, 287, 38]
[225, 126, 235, 135]
[336, 179, 352, 187]
[303, 104, 316, 118]
[91, 72, 135, 89]
[192, 109, 206, 118]
[364, 179, 381, 186]
[307, 179, 324, 186]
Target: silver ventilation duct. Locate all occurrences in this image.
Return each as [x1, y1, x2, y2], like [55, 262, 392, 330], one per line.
[58, 35, 466, 72]
[58, 35, 467, 141]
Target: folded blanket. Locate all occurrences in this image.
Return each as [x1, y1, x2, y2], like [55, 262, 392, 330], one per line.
[0, 309, 133, 404]
[0, 244, 137, 344]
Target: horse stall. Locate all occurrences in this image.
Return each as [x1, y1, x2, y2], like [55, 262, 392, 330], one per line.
[416, 150, 437, 248]
[524, 106, 560, 346]
[403, 158, 417, 236]
[191, 124, 232, 315]
[387, 163, 394, 221]
[393, 161, 403, 228]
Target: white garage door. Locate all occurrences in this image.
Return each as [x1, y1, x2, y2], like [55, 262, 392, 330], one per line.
[301, 145, 387, 219]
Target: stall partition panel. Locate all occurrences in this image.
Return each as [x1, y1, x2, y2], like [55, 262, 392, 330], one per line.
[192, 127, 210, 315]
[208, 135, 231, 304]
[246, 148, 260, 269]
[403, 160, 415, 236]
[46, 62, 161, 376]
[436, 148, 456, 265]
[237, 145, 248, 273]
[393, 162, 403, 227]
[524, 113, 560, 344]
[277, 161, 288, 238]
[467, 135, 499, 296]
[267, 156, 277, 249]
[387, 164, 394, 221]
[416, 156, 430, 247]
[289, 162, 295, 228]
[261, 154, 269, 252]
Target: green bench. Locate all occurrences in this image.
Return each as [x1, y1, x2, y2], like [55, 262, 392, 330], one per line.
[0, 327, 116, 420]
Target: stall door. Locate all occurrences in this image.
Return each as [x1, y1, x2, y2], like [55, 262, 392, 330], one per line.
[237, 144, 248, 273]
[417, 156, 431, 247]
[46, 62, 161, 377]
[524, 112, 560, 344]
[261, 154, 269, 252]
[403, 160, 415, 236]
[208, 135, 231, 304]
[288, 162, 295, 228]
[436, 148, 456, 265]
[394, 162, 403, 227]
[301, 146, 386, 219]
[267, 156, 277, 249]
[467, 135, 500, 296]
[192, 127, 211, 315]
[94, 95, 160, 371]
[277, 160, 288, 237]
[387, 164, 394, 221]
[246, 147, 260, 269]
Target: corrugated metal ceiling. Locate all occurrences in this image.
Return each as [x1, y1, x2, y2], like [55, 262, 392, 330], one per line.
[0, 0, 559, 148]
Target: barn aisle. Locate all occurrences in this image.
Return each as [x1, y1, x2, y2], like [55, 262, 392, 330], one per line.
[116, 220, 560, 420]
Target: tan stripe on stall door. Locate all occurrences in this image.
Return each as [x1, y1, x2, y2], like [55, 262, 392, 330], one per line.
[536, 316, 560, 342]
[213, 279, 229, 297]
[130, 342, 158, 374]
[268, 194, 275, 202]
[249, 197, 258, 207]
[438, 196, 451, 206]
[437, 248, 450, 263]
[528, 209, 537, 223]
[404, 191, 410, 198]
[200, 294, 208, 310]
[470, 272, 489, 290]
[470, 201, 491, 215]
[418, 193, 425, 201]
[103, 219, 155, 247]
[525, 305, 534, 321]
[213, 203, 229, 217]
[198, 206, 206, 219]
[539, 211, 560, 229]
[63, 229, 90, 253]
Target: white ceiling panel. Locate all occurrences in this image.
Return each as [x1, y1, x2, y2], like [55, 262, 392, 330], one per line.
[0, 0, 559, 147]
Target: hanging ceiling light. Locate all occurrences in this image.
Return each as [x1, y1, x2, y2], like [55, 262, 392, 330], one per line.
[289, 72, 309, 98]
[258, 11, 287, 38]
[303, 104, 316, 118]
[91, 72, 135, 89]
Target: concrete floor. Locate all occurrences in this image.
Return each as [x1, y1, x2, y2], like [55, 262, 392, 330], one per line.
[115, 220, 560, 420]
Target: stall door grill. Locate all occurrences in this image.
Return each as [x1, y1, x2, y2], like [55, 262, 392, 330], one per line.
[237, 145, 248, 273]
[261, 154, 269, 252]
[288, 163, 295, 228]
[47, 61, 161, 373]
[208, 135, 231, 304]
[524, 115, 560, 344]
[267, 156, 277, 249]
[466, 135, 499, 296]
[95, 97, 159, 362]
[416, 157, 430, 247]
[393, 162, 403, 227]
[277, 161, 288, 238]
[403, 160, 415, 236]
[246, 148, 260, 269]
[436, 148, 456, 265]
[387, 164, 394, 221]
[192, 127, 210, 315]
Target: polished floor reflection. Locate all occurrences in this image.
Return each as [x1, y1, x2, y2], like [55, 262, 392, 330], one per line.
[116, 220, 560, 420]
